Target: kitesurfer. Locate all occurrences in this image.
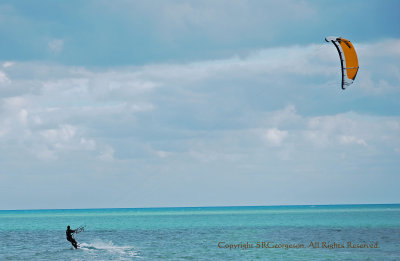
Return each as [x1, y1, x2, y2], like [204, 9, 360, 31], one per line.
[66, 225, 78, 249]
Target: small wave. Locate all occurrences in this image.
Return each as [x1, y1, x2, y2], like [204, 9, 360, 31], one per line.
[79, 239, 140, 259]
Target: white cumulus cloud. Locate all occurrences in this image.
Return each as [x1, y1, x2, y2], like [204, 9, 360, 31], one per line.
[262, 128, 288, 146]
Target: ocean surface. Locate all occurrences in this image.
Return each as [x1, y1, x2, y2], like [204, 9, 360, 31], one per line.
[1, 204, 399, 260]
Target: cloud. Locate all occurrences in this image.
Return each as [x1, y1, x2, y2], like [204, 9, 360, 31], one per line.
[48, 39, 64, 54]
[2, 62, 14, 68]
[358, 39, 400, 58]
[38, 124, 96, 155]
[98, 145, 115, 161]
[0, 38, 399, 208]
[0, 70, 11, 84]
[339, 135, 367, 146]
[262, 128, 288, 146]
[2, 0, 400, 69]
[1, 39, 399, 154]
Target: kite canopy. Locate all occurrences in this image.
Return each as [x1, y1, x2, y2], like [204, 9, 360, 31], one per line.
[325, 36, 359, 90]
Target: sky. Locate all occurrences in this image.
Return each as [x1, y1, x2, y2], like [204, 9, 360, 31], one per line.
[0, 0, 399, 210]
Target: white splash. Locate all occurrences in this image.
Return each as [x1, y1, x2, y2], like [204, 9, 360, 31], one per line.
[79, 239, 140, 259]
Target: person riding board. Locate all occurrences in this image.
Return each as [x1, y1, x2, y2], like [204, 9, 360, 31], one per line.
[66, 225, 79, 249]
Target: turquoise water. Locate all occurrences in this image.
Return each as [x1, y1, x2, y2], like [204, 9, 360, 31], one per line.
[1, 204, 399, 260]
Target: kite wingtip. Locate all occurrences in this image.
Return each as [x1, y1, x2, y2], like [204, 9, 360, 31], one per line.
[325, 36, 338, 42]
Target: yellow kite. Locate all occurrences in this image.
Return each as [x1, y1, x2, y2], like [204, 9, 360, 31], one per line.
[325, 36, 359, 90]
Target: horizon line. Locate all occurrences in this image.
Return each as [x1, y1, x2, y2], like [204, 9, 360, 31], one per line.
[1, 202, 399, 212]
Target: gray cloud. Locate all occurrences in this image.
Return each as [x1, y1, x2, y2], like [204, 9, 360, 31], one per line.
[0, 39, 399, 209]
